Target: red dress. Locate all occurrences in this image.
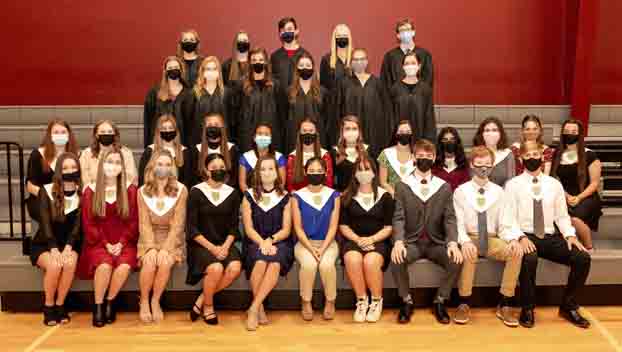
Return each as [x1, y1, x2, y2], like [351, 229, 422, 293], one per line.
[432, 166, 470, 191]
[286, 151, 334, 192]
[511, 144, 554, 174]
[77, 185, 139, 279]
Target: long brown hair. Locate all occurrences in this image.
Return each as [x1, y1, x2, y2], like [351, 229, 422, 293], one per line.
[336, 115, 367, 159]
[551, 119, 588, 192]
[228, 30, 250, 82]
[293, 117, 322, 184]
[39, 118, 80, 172]
[389, 119, 416, 153]
[473, 116, 509, 150]
[342, 154, 379, 207]
[199, 113, 232, 172]
[89, 120, 121, 158]
[50, 152, 82, 222]
[157, 56, 186, 101]
[152, 115, 184, 168]
[142, 149, 180, 198]
[252, 155, 286, 202]
[91, 147, 130, 219]
[288, 52, 321, 104]
[243, 48, 274, 95]
[175, 29, 201, 57]
[193, 56, 225, 99]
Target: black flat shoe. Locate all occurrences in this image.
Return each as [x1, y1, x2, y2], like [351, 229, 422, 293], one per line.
[190, 304, 202, 322]
[92, 303, 106, 328]
[105, 299, 117, 324]
[519, 308, 535, 328]
[55, 304, 70, 324]
[559, 308, 590, 329]
[398, 302, 414, 324]
[433, 302, 450, 324]
[43, 305, 57, 326]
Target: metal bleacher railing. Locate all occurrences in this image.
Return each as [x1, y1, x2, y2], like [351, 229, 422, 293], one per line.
[0, 141, 27, 254]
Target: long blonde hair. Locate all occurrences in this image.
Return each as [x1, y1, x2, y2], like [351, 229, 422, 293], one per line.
[152, 115, 184, 168]
[329, 24, 353, 70]
[157, 56, 186, 101]
[91, 147, 130, 219]
[193, 56, 225, 99]
[142, 149, 180, 198]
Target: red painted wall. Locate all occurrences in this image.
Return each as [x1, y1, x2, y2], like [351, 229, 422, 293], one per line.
[592, 0, 622, 104]
[2, 0, 575, 105]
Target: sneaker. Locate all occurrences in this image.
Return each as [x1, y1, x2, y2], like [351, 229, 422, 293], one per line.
[496, 305, 519, 327]
[453, 304, 470, 324]
[366, 298, 383, 323]
[354, 298, 368, 323]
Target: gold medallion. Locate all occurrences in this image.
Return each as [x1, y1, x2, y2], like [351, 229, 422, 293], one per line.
[476, 196, 486, 208]
[211, 191, 220, 202]
[156, 199, 165, 211]
[363, 196, 373, 206]
[261, 195, 271, 207]
[532, 185, 541, 196]
[313, 194, 322, 206]
[400, 165, 407, 175]
[421, 186, 429, 198]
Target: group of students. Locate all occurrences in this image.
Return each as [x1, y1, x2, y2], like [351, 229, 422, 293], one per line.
[23, 16, 603, 332]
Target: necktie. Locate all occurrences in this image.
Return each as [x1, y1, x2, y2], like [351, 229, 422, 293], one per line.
[532, 177, 545, 238]
[477, 188, 488, 257]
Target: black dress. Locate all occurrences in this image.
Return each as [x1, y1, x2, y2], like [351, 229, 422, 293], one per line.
[137, 145, 193, 187]
[285, 86, 328, 153]
[555, 149, 603, 231]
[26, 149, 54, 221]
[236, 81, 284, 153]
[339, 189, 394, 271]
[188, 143, 240, 188]
[143, 83, 193, 147]
[389, 80, 436, 142]
[242, 191, 294, 279]
[185, 183, 242, 286]
[320, 54, 347, 147]
[30, 185, 81, 265]
[270, 47, 310, 89]
[182, 56, 204, 88]
[330, 146, 371, 192]
[188, 87, 234, 145]
[380, 46, 434, 90]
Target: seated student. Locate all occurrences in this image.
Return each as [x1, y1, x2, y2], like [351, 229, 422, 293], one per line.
[80, 119, 138, 186]
[339, 155, 394, 323]
[454, 146, 528, 327]
[77, 147, 139, 328]
[138, 114, 192, 187]
[472, 117, 515, 187]
[239, 123, 287, 193]
[551, 119, 602, 251]
[292, 157, 340, 321]
[30, 152, 82, 326]
[377, 120, 415, 196]
[26, 118, 80, 222]
[286, 117, 333, 192]
[241, 155, 294, 331]
[330, 115, 370, 192]
[137, 149, 188, 323]
[511, 114, 554, 175]
[432, 127, 470, 191]
[504, 141, 591, 329]
[391, 139, 463, 325]
[186, 153, 242, 325]
[190, 113, 239, 187]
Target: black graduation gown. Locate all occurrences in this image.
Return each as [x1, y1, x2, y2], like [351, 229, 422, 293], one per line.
[182, 55, 204, 88]
[285, 86, 328, 153]
[389, 80, 436, 142]
[222, 58, 249, 87]
[188, 143, 240, 188]
[339, 74, 393, 157]
[143, 83, 193, 147]
[188, 87, 234, 146]
[380, 46, 434, 91]
[137, 145, 193, 187]
[236, 81, 284, 153]
[320, 53, 348, 147]
[270, 47, 310, 89]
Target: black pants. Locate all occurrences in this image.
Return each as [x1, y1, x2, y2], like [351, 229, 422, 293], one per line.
[519, 233, 591, 310]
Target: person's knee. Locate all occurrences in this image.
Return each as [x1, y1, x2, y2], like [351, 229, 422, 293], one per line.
[572, 250, 591, 268]
[96, 263, 113, 273]
[318, 259, 335, 273]
[363, 254, 382, 271]
[206, 263, 224, 275]
[344, 252, 363, 267]
[522, 252, 539, 268]
[226, 262, 242, 276]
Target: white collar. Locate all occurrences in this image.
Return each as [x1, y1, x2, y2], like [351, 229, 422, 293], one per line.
[461, 180, 502, 213]
[493, 149, 512, 166]
[139, 182, 184, 216]
[443, 158, 457, 173]
[44, 183, 79, 214]
[196, 142, 234, 154]
[249, 188, 288, 212]
[193, 182, 235, 206]
[519, 172, 545, 201]
[353, 187, 387, 212]
[295, 186, 335, 211]
[333, 145, 369, 163]
[384, 147, 414, 180]
[404, 173, 445, 202]
[243, 150, 283, 169]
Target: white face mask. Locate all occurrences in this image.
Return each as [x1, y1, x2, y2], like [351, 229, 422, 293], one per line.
[51, 133, 69, 146]
[261, 170, 277, 185]
[103, 162, 122, 178]
[355, 170, 374, 185]
[154, 166, 172, 178]
[204, 70, 219, 81]
[343, 130, 359, 144]
[404, 64, 419, 77]
[483, 131, 501, 147]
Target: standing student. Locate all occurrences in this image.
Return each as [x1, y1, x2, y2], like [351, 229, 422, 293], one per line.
[377, 120, 415, 196]
[286, 118, 334, 192]
[389, 52, 436, 142]
[511, 115, 554, 175]
[238, 123, 287, 193]
[144, 56, 193, 147]
[176, 29, 204, 87]
[472, 117, 515, 187]
[241, 155, 294, 331]
[432, 127, 470, 191]
[504, 141, 591, 329]
[270, 17, 311, 89]
[551, 119, 602, 251]
[137, 150, 187, 323]
[26, 119, 80, 221]
[380, 18, 434, 90]
[80, 120, 138, 186]
[30, 152, 82, 326]
[330, 115, 369, 192]
[186, 153, 242, 325]
[138, 115, 191, 187]
[391, 139, 463, 325]
[78, 147, 139, 327]
[222, 30, 251, 86]
[339, 155, 394, 323]
[292, 157, 340, 321]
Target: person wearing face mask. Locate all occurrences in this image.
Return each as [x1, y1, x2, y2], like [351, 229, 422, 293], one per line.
[186, 153, 242, 325]
[432, 127, 470, 191]
[286, 53, 328, 152]
[222, 30, 251, 86]
[503, 141, 591, 329]
[241, 155, 294, 331]
[286, 118, 334, 192]
[292, 157, 341, 321]
[137, 150, 188, 324]
[144, 56, 193, 147]
[389, 52, 436, 142]
[80, 120, 138, 186]
[339, 156, 394, 323]
[550, 119, 602, 251]
[377, 120, 416, 196]
[30, 152, 82, 326]
[473, 116, 515, 187]
[26, 119, 80, 222]
[380, 18, 434, 91]
[239, 123, 287, 193]
[453, 146, 527, 327]
[78, 148, 139, 327]
[330, 116, 370, 192]
[511, 115, 554, 175]
[176, 29, 205, 87]
[340, 48, 393, 157]
[270, 17, 311, 89]
[139, 115, 191, 187]
[391, 139, 463, 325]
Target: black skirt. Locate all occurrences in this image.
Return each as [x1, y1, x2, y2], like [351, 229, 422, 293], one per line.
[185, 244, 242, 286]
[340, 239, 391, 272]
[568, 193, 603, 231]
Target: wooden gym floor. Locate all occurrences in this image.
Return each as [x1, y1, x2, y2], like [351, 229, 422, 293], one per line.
[2, 306, 622, 352]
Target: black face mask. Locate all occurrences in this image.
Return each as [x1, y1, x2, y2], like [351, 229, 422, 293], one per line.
[301, 133, 317, 146]
[62, 171, 81, 182]
[160, 130, 177, 142]
[237, 41, 250, 53]
[166, 69, 181, 80]
[307, 173, 325, 186]
[396, 133, 412, 146]
[63, 189, 77, 197]
[281, 31, 295, 43]
[416, 158, 434, 173]
[252, 63, 265, 74]
[523, 158, 542, 172]
[210, 169, 227, 182]
[442, 141, 457, 154]
[206, 127, 222, 140]
[298, 68, 314, 80]
[98, 134, 115, 146]
[562, 133, 579, 145]
[335, 38, 349, 48]
[180, 41, 198, 53]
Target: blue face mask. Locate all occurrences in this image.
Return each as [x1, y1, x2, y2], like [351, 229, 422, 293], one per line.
[255, 135, 272, 149]
[399, 30, 416, 44]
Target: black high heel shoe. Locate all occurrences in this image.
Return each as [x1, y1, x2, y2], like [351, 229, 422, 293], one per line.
[55, 304, 70, 324]
[190, 304, 202, 322]
[43, 305, 58, 326]
[105, 298, 117, 324]
[93, 303, 105, 327]
[203, 306, 218, 325]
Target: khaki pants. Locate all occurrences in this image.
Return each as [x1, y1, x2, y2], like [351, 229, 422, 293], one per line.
[295, 240, 339, 302]
[459, 234, 522, 298]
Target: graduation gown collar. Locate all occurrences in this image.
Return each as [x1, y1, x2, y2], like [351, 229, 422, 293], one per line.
[404, 172, 445, 202]
[248, 188, 288, 212]
[139, 181, 184, 217]
[295, 186, 336, 211]
[353, 187, 387, 212]
[43, 183, 79, 214]
[193, 182, 235, 206]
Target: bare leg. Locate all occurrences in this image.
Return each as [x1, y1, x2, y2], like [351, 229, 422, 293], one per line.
[249, 261, 268, 297]
[215, 261, 242, 292]
[55, 252, 78, 305]
[249, 263, 281, 311]
[572, 217, 593, 249]
[93, 264, 113, 304]
[151, 259, 174, 321]
[107, 264, 131, 300]
[344, 251, 367, 298]
[37, 253, 61, 307]
[363, 253, 384, 298]
[202, 263, 224, 315]
[138, 260, 156, 322]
